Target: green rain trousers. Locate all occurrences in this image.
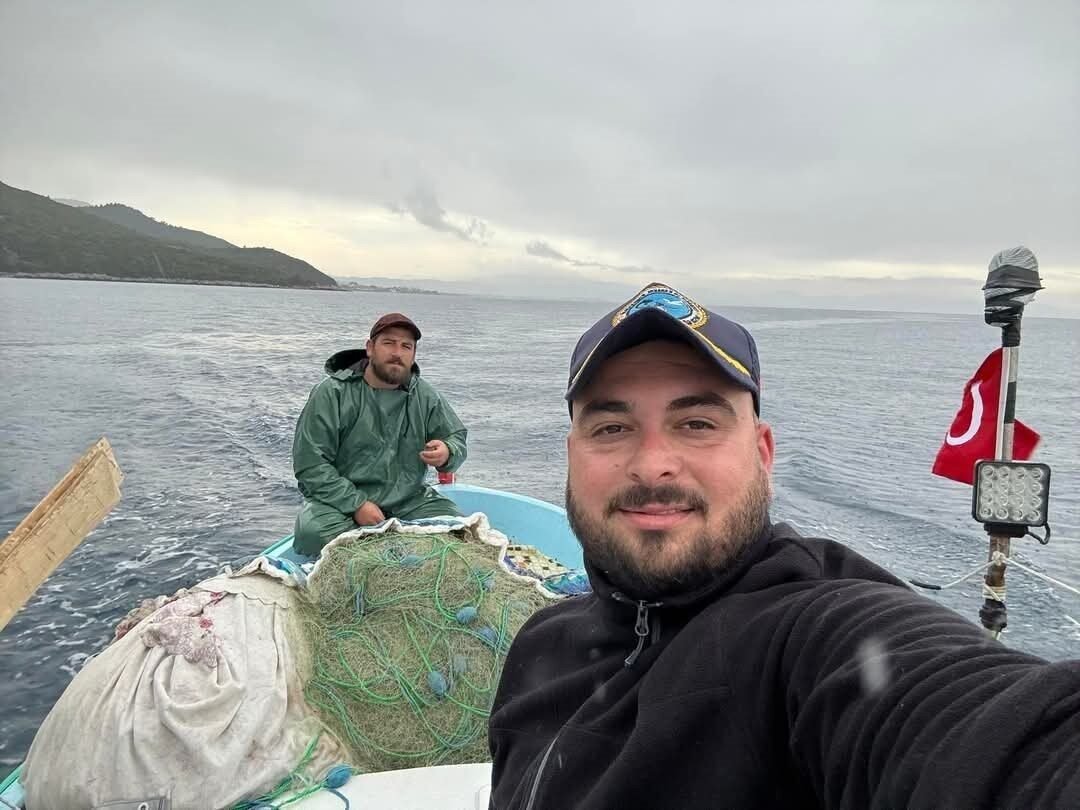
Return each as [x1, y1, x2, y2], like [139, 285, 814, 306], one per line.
[291, 349, 468, 555]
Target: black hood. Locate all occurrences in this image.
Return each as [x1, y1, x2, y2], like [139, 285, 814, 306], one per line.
[323, 348, 421, 378]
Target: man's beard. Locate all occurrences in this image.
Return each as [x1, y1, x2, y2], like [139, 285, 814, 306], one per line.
[371, 357, 408, 386]
[565, 467, 771, 600]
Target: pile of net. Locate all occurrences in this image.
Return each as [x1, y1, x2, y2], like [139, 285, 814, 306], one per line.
[299, 522, 555, 773]
[20, 513, 577, 809]
[21, 556, 345, 809]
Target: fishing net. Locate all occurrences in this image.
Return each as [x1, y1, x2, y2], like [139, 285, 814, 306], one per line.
[23, 514, 583, 809]
[297, 525, 553, 773]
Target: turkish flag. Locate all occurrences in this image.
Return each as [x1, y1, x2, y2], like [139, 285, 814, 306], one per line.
[932, 348, 1040, 485]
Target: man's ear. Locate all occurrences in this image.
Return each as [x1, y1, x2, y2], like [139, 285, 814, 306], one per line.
[366, 338, 375, 354]
[756, 420, 775, 474]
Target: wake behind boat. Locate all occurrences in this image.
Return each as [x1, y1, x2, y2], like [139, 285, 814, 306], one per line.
[2, 247, 1074, 810]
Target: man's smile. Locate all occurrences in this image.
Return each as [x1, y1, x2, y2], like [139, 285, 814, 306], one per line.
[618, 504, 697, 530]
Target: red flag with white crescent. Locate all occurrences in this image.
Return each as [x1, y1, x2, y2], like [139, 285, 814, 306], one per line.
[932, 348, 1040, 485]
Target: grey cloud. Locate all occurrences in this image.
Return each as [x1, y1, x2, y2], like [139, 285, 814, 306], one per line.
[525, 240, 573, 263]
[391, 186, 493, 244]
[0, 0, 1076, 305]
[526, 240, 655, 275]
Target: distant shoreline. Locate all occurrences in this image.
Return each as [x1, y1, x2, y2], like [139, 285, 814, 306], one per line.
[338, 282, 447, 295]
[7, 273, 1065, 318]
[0, 272, 445, 295]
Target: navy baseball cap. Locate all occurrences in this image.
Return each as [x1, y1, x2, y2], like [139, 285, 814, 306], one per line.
[566, 282, 761, 414]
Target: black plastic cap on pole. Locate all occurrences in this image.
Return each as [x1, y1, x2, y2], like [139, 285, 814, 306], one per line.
[983, 246, 1042, 334]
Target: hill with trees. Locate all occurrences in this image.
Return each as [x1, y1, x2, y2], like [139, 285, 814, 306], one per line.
[0, 181, 338, 289]
[82, 203, 235, 249]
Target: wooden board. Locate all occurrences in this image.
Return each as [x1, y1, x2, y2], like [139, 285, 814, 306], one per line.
[0, 437, 123, 632]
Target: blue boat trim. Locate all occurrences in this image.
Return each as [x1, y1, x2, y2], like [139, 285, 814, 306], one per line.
[0, 766, 24, 807]
[436, 483, 583, 570]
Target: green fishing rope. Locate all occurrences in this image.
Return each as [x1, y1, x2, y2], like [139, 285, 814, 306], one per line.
[297, 530, 549, 773]
[229, 732, 327, 809]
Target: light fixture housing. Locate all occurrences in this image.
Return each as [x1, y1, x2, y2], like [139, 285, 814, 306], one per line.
[971, 460, 1051, 530]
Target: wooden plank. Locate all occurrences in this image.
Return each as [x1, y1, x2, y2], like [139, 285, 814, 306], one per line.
[0, 437, 123, 632]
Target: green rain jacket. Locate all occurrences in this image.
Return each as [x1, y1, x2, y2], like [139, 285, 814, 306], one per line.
[292, 348, 468, 517]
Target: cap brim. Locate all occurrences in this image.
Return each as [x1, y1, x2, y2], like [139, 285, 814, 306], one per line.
[565, 309, 758, 408]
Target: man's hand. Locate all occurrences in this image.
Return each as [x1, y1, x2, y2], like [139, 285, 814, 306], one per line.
[420, 439, 450, 468]
[353, 500, 386, 526]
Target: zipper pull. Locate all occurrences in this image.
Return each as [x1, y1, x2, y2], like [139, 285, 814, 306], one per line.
[624, 601, 651, 667]
[611, 592, 662, 668]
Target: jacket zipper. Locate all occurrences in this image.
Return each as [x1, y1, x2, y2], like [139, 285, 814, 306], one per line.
[524, 732, 560, 810]
[612, 593, 662, 667]
[521, 596, 660, 807]
[401, 385, 412, 436]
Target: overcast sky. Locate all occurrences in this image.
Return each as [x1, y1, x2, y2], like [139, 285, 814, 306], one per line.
[2, 1, 1077, 314]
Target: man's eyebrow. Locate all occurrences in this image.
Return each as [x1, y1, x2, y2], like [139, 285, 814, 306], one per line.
[667, 391, 737, 417]
[578, 399, 631, 418]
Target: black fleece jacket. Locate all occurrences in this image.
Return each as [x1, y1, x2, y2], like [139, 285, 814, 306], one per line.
[488, 522, 1080, 809]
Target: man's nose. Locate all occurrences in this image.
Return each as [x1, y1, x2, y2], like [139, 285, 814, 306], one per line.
[625, 428, 682, 486]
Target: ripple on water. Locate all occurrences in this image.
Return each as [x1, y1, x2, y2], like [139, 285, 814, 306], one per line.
[1, 280, 1077, 768]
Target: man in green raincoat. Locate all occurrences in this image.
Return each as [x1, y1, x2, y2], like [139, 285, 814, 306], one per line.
[291, 312, 468, 555]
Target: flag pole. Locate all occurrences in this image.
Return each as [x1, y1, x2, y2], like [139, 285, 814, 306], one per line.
[977, 247, 1042, 638]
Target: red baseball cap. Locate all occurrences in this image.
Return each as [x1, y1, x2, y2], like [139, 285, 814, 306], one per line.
[370, 312, 421, 341]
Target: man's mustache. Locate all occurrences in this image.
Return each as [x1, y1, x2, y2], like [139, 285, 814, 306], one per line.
[606, 484, 708, 516]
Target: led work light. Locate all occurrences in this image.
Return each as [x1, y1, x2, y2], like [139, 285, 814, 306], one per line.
[971, 460, 1051, 530]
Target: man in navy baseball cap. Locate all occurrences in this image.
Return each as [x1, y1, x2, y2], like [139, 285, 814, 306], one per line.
[488, 282, 1080, 810]
[555, 279, 773, 600]
[565, 281, 761, 415]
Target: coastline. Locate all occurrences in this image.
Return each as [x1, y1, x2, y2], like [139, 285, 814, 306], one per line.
[0, 271, 338, 291]
[0, 272, 444, 295]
